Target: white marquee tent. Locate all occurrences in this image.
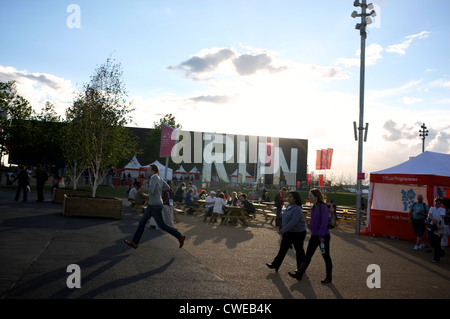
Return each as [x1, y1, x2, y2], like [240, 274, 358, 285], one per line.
[123, 155, 141, 178]
[140, 160, 173, 180]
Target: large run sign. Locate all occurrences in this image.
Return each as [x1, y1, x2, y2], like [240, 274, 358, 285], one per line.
[163, 128, 308, 186]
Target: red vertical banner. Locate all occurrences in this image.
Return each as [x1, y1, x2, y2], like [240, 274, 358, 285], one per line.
[316, 150, 323, 170]
[307, 174, 312, 186]
[319, 174, 324, 187]
[320, 149, 327, 170]
[326, 148, 333, 169]
[160, 123, 176, 157]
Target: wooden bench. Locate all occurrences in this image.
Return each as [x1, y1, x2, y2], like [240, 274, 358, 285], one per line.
[335, 209, 366, 228]
[173, 207, 185, 223]
[262, 210, 277, 226]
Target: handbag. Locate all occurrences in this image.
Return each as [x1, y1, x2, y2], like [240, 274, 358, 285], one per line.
[434, 221, 447, 236]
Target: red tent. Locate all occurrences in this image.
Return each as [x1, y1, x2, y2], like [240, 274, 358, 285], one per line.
[364, 151, 450, 242]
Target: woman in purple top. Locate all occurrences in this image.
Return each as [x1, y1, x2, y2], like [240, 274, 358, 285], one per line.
[289, 188, 333, 283]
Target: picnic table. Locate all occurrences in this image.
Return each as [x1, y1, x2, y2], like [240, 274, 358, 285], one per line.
[221, 205, 252, 227]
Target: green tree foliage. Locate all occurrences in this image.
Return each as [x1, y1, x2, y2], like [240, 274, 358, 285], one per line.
[63, 57, 138, 196]
[143, 113, 182, 166]
[0, 81, 33, 164]
[0, 82, 64, 167]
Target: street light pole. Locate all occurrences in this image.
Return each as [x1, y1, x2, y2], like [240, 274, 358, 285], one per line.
[352, 0, 376, 234]
[419, 123, 428, 153]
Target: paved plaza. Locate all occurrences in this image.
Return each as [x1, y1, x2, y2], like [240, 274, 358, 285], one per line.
[0, 188, 448, 315]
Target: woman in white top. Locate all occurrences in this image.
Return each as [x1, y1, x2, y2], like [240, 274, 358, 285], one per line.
[428, 197, 446, 263]
[210, 192, 227, 223]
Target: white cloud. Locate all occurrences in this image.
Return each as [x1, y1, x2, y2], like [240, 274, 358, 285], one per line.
[402, 96, 423, 104]
[335, 43, 383, 67]
[386, 31, 430, 55]
[0, 66, 76, 118]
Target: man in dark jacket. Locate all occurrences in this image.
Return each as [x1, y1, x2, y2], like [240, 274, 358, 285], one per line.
[14, 165, 30, 202]
[35, 164, 48, 202]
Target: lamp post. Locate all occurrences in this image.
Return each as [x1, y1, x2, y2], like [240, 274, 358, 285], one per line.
[419, 123, 428, 153]
[352, 0, 376, 235]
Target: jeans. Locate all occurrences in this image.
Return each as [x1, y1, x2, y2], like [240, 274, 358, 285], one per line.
[132, 204, 182, 244]
[302, 234, 333, 272]
[272, 231, 306, 270]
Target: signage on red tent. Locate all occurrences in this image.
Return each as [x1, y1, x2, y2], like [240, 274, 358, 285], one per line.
[160, 124, 176, 157]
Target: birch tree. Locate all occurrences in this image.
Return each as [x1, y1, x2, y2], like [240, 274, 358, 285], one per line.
[64, 57, 138, 197]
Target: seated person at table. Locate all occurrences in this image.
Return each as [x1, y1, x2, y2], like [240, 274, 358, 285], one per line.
[203, 191, 217, 221]
[127, 183, 139, 207]
[210, 192, 227, 223]
[185, 188, 199, 215]
[262, 191, 271, 202]
[228, 191, 239, 206]
[174, 182, 186, 203]
[134, 184, 149, 206]
[239, 193, 256, 218]
[248, 189, 258, 201]
[133, 185, 149, 214]
[188, 181, 199, 200]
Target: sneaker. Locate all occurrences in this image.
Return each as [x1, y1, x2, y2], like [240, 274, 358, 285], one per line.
[419, 243, 426, 249]
[413, 245, 419, 250]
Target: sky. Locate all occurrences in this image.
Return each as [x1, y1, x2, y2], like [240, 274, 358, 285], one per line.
[0, 0, 449, 184]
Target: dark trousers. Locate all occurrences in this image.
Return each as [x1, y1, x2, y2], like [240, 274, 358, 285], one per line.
[132, 204, 181, 244]
[430, 233, 445, 262]
[303, 234, 333, 272]
[36, 182, 45, 201]
[272, 231, 306, 270]
[15, 183, 28, 202]
[275, 206, 282, 229]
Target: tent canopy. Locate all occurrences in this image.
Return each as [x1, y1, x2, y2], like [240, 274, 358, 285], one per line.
[140, 160, 173, 180]
[365, 151, 450, 242]
[122, 155, 141, 178]
[371, 151, 450, 185]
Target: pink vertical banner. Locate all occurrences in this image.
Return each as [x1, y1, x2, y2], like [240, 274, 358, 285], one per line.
[326, 148, 333, 169]
[316, 150, 323, 170]
[159, 123, 176, 157]
[321, 149, 327, 170]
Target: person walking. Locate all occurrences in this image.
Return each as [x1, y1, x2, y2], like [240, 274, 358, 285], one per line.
[408, 194, 429, 250]
[124, 164, 185, 250]
[428, 197, 446, 263]
[14, 165, 30, 202]
[161, 180, 175, 228]
[34, 164, 48, 202]
[274, 187, 287, 229]
[289, 188, 333, 284]
[266, 191, 306, 273]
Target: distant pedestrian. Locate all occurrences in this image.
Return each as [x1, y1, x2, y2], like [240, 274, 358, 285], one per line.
[14, 165, 30, 202]
[34, 164, 48, 202]
[124, 164, 185, 250]
[409, 194, 429, 251]
[274, 187, 288, 229]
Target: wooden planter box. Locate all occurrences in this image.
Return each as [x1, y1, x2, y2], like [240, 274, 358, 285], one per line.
[62, 195, 122, 220]
[52, 188, 92, 204]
